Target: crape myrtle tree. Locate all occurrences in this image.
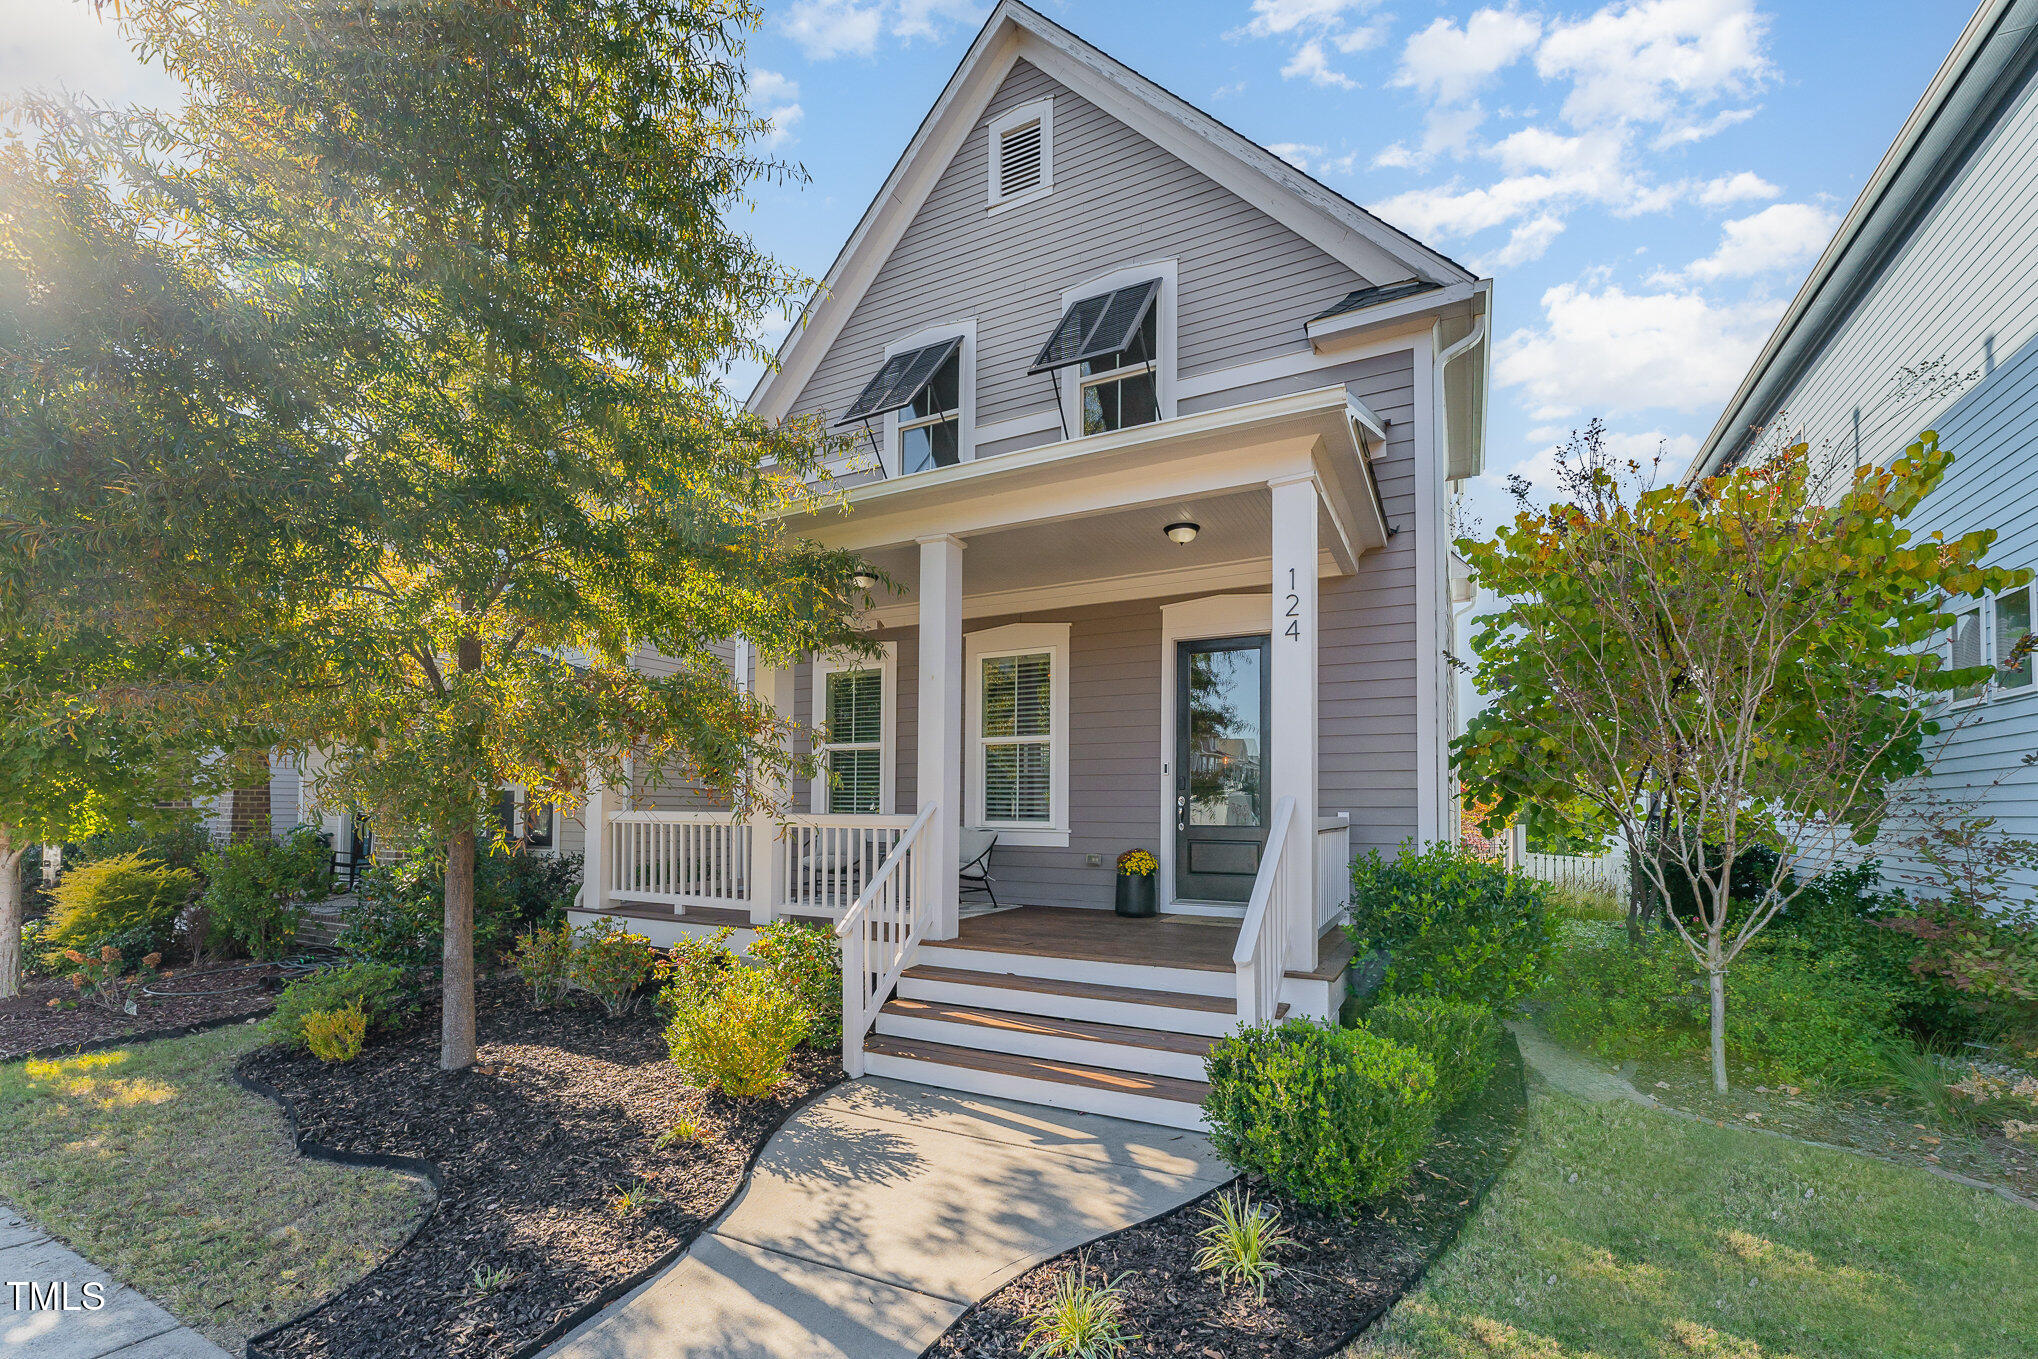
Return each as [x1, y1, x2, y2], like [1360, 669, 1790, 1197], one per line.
[2, 0, 869, 1070]
[1456, 422, 2025, 1092]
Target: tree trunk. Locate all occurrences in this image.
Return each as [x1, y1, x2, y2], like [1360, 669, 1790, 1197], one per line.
[0, 831, 23, 1002]
[1708, 962, 1729, 1094]
[442, 824, 478, 1071]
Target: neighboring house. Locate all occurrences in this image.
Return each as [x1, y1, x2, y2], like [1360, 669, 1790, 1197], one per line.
[1685, 0, 2038, 890]
[565, 2, 1492, 1129]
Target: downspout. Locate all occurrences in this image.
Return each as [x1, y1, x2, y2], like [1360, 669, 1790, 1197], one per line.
[1435, 316, 1488, 480]
[1432, 314, 1487, 841]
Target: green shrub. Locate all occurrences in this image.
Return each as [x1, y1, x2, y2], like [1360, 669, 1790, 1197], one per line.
[301, 1002, 367, 1062]
[265, 962, 417, 1051]
[1363, 996, 1501, 1111]
[750, 919, 842, 1043]
[197, 827, 330, 960]
[665, 964, 809, 1097]
[73, 819, 215, 878]
[347, 848, 582, 968]
[1539, 923, 1902, 1085]
[511, 921, 576, 1008]
[656, 926, 741, 1014]
[568, 917, 658, 1018]
[39, 851, 197, 966]
[1348, 842, 1555, 1012]
[1204, 1019, 1438, 1208]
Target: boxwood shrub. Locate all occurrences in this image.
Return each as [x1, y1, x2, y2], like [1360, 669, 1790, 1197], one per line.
[1363, 995, 1501, 1111]
[1348, 842, 1556, 1012]
[265, 962, 418, 1051]
[1203, 1019, 1438, 1209]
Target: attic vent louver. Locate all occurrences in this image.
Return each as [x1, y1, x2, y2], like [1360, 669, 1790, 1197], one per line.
[999, 121, 1043, 196]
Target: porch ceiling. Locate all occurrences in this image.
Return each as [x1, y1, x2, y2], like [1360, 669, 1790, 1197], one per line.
[855, 488, 1342, 621]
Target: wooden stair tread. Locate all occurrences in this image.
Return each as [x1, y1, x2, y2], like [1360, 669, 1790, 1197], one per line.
[881, 998, 1217, 1056]
[901, 963, 1235, 1014]
[864, 1036, 1211, 1104]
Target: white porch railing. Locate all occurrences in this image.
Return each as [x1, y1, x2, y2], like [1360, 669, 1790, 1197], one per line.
[780, 813, 916, 918]
[609, 811, 750, 909]
[838, 803, 937, 1077]
[1316, 813, 1351, 929]
[1233, 796, 1297, 1025]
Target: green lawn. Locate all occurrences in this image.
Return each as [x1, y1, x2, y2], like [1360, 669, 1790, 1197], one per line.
[1359, 1090, 2038, 1359]
[0, 1025, 431, 1349]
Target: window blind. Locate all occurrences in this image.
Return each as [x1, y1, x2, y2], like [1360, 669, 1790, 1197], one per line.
[981, 651, 1052, 823]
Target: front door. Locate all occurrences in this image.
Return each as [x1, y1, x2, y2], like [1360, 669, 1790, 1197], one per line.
[1174, 634, 1271, 903]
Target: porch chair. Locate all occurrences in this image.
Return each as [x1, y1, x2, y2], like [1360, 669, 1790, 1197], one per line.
[958, 828, 998, 910]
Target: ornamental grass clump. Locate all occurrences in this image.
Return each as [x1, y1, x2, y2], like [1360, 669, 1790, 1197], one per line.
[1193, 1190, 1293, 1300]
[1204, 1018, 1438, 1208]
[1363, 995, 1502, 1111]
[1021, 1261, 1134, 1359]
[665, 965, 809, 1097]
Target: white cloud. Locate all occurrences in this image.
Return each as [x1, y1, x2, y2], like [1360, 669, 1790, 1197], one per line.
[750, 69, 799, 105]
[1212, 80, 1249, 100]
[1372, 142, 1418, 170]
[1652, 103, 1759, 146]
[782, 0, 982, 60]
[783, 0, 883, 59]
[1283, 38, 1357, 89]
[1477, 213, 1566, 269]
[1496, 281, 1784, 418]
[1676, 201, 1838, 281]
[1394, 7, 1542, 104]
[748, 70, 804, 149]
[1536, 0, 1772, 130]
[1696, 170, 1779, 206]
[1267, 141, 1327, 171]
[1242, 0, 1378, 38]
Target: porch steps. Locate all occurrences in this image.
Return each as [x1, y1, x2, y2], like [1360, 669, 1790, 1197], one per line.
[861, 1035, 1212, 1131]
[896, 963, 1245, 1037]
[874, 997, 1215, 1081]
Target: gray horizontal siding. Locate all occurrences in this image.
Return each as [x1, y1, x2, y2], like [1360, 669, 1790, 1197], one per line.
[786, 58, 1370, 452]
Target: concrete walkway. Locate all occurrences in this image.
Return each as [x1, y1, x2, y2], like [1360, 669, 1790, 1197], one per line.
[541, 1078, 1234, 1359]
[0, 1204, 230, 1359]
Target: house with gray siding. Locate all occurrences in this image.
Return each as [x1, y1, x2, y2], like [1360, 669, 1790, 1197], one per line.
[1687, 0, 2038, 893]
[560, 1, 1491, 1129]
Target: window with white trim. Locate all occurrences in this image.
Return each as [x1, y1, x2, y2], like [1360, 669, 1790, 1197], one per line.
[987, 98, 1053, 210]
[1939, 581, 2036, 705]
[966, 623, 1070, 845]
[812, 644, 895, 814]
[1079, 302, 1158, 435]
[898, 347, 961, 474]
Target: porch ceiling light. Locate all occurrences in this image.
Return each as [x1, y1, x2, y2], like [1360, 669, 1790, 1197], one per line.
[850, 571, 879, 590]
[1164, 520, 1200, 545]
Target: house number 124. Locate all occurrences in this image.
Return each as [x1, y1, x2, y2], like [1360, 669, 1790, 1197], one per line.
[1284, 568, 1301, 639]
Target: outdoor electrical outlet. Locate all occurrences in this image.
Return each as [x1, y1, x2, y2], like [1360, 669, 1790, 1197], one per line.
[1085, 853, 1101, 867]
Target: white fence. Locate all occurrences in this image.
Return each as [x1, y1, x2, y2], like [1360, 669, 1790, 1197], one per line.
[1519, 850, 1627, 896]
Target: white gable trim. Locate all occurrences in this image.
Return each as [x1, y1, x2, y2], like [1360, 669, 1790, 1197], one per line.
[749, 1, 1474, 422]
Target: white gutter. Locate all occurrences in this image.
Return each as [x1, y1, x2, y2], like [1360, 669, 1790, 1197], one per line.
[1436, 315, 1488, 487]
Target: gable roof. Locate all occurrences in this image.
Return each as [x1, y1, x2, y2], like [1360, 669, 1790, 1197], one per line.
[1685, 0, 2038, 482]
[747, 0, 1478, 420]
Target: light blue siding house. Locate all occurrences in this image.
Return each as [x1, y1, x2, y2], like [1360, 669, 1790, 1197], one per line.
[1688, 0, 2038, 888]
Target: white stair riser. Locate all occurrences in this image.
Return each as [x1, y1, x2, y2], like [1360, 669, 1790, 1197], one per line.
[1279, 972, 1345, 1025]
[898, 974, 1241, 1037]
[916, 944, 1233, 998]
[874, 1012, 1211, 1081]
[863, 1052, 1208, 1133]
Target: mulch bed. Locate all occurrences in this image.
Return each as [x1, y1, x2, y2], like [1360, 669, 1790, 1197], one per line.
[0, 962, 296, 1061]
[1631, 1056, 2038, 1201]
[926, 1037, 1528, 1359]
[237, 973, 840, 1359]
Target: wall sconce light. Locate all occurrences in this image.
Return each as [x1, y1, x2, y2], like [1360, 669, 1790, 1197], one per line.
[1164, 521, 1200, 545]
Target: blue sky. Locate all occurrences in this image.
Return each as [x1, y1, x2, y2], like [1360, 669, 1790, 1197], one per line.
[2, 0, 1974, 533]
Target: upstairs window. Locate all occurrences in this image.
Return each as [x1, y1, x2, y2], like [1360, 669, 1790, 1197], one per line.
[1079, 303, 1159, 435]
[1029, 276, 1162, 437]
[1940, 581, 2036, 706]
[987, 98, 1053, 210]
[898, 348, 961, 474]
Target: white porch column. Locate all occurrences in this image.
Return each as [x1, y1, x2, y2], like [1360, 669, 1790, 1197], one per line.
[747, 661, 796, 925]
[917, 534, 965, 941]
[1269, 474, 1321, 974]
[581, 767, 611, 914]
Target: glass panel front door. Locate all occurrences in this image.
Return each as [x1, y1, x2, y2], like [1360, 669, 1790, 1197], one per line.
[1175, 634, 1270, 903]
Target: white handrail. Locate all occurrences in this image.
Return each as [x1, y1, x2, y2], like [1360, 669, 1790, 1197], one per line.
[836, 803, 938, 1077]
[1233, 796, 1297, 1026]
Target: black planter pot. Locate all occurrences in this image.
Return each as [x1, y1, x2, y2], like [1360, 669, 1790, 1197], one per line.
[1114, 873, 1157, 918]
